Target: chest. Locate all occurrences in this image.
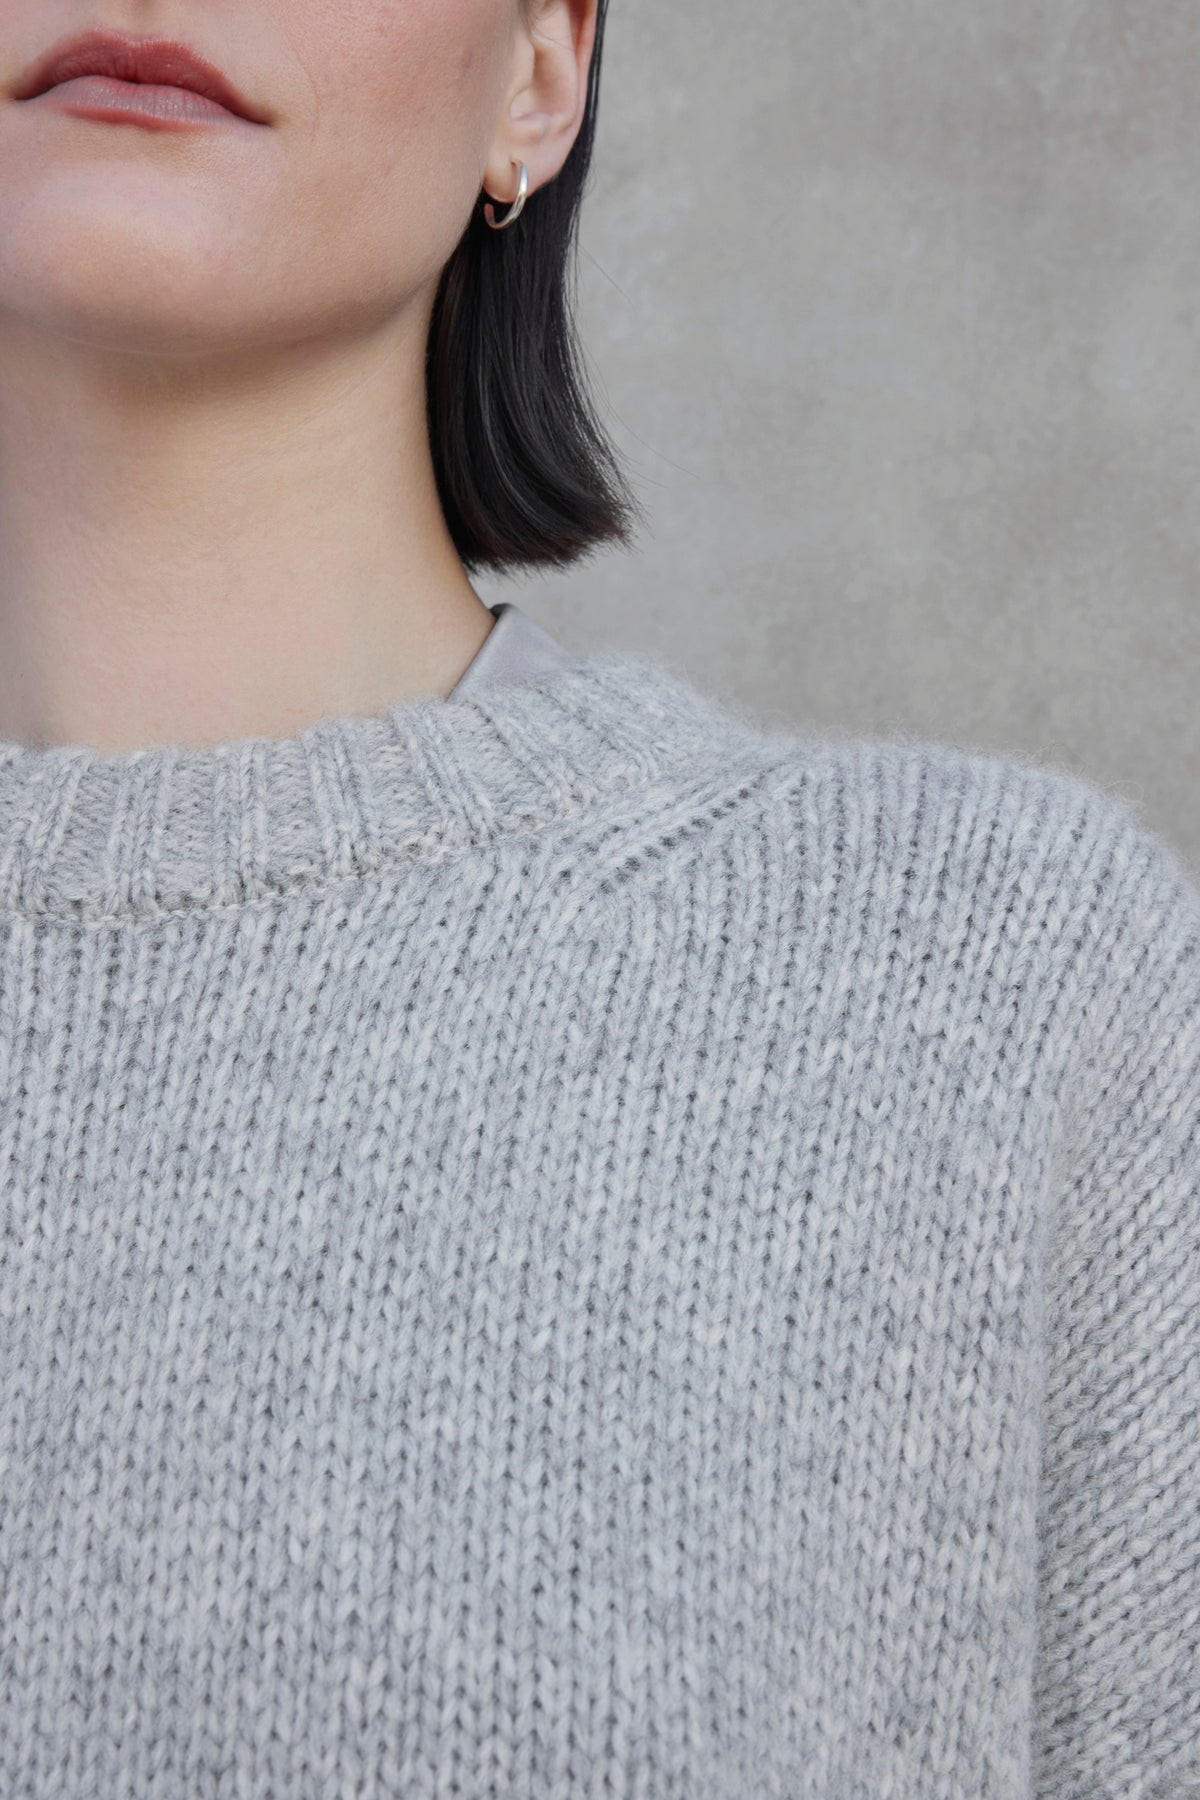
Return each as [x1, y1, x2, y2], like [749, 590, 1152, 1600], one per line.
[0, 890, 1064, 1796]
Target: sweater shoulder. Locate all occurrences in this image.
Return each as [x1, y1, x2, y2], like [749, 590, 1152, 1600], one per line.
[745, 715, 1199, 928]
[583, 659, 1200, 965]
[745, 723, 1200, 1064]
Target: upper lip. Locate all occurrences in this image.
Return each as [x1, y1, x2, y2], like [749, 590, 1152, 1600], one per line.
[11, 28, 270, 123]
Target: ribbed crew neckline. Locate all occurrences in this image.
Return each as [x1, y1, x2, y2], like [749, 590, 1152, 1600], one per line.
[0, 650, 764, 923]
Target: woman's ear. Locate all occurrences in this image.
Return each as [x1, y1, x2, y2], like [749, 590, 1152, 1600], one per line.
[482, 0, 600, 203]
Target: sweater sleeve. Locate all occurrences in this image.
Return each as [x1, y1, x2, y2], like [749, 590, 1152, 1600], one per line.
[1032, 796, 1200, 1800]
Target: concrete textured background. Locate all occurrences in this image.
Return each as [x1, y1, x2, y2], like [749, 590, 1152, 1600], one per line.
[476, 1, 1200, 874]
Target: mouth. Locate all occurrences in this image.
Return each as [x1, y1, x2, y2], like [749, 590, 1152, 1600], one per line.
[11, 28, 270, 126]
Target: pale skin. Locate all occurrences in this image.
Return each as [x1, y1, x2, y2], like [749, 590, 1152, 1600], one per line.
[0, 0, 597, 754]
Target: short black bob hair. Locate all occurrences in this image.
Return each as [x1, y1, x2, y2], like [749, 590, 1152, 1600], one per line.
[425, 0, 645, 578]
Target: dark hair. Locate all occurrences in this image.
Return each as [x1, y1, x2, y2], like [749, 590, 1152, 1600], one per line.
[425, 0, 645, 578]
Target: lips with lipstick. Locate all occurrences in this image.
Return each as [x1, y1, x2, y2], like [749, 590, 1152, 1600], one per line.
[12, 29, 270, 128]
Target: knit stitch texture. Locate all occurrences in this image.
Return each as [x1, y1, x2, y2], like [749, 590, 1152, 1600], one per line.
[0, 648, 1197, 1799]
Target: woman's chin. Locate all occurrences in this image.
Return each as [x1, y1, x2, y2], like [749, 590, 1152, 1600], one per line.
[0, 234, 267, 358]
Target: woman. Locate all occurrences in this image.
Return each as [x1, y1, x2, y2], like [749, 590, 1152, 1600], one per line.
[0, 3, 1196, 1796]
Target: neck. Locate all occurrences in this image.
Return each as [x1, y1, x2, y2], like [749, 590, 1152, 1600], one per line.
[0, 304, 496, 754]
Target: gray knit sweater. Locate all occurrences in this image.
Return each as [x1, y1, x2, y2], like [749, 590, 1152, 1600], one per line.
[0, 637, 1197, 1800]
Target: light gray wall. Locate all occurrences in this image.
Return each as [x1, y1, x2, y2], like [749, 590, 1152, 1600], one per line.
[478, 1, 1200, 874]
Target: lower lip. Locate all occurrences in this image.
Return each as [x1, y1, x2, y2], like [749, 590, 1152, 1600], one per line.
[25, 75, 248, 130]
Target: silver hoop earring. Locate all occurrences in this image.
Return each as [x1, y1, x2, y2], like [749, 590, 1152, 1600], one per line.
[483, 160, 529, 231]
